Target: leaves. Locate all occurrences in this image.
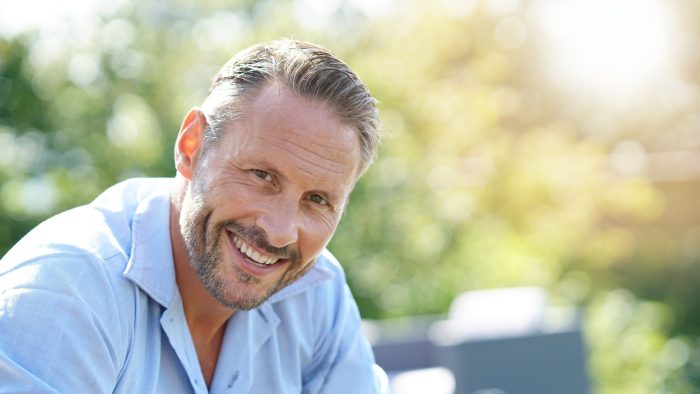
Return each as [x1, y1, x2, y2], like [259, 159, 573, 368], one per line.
[2, 1, 699, 391]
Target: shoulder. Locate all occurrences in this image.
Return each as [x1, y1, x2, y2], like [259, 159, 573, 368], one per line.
[0, 250, 130, 389]
[268, 249, 361, 341]
[3, 200, 120, 310]
[3, 178, 169, 262]
[265, 251, 378, 392]
[311, 250, 354, 310]
[315, 249, 347, 280]
[0, 235, 135, 351]
[0, 179, 172, 389]
[0, 178, 173, 346]
[2, 177, 172, 271]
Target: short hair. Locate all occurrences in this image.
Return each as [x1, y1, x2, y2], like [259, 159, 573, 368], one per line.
[200, 39, 382, 177]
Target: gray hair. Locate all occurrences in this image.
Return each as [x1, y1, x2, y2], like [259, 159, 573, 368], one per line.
[200, 39, 382, 177]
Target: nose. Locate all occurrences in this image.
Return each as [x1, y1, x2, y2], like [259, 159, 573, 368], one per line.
[255, 197, 299, 249]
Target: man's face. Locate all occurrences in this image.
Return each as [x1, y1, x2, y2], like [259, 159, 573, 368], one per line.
[179, 82, 360, 310]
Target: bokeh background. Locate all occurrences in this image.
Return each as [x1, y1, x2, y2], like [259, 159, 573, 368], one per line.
[1, 0, 699, 391]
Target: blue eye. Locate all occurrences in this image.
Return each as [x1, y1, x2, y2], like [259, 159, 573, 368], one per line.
[253, 169, 273, 182]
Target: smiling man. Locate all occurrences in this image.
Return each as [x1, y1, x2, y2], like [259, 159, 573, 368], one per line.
[0, 39, 385, 393]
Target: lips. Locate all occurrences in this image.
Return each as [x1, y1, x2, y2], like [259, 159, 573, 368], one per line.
[226, 230, 287, 276]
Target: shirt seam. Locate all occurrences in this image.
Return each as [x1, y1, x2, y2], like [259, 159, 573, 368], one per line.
[100, 253, 130, 382]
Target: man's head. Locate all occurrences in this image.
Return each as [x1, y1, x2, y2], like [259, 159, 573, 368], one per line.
[201, 39, 381, 177]
[173, 39, 381, 311]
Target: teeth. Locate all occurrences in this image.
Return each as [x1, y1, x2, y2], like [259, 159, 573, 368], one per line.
[232, 236, 279, 265]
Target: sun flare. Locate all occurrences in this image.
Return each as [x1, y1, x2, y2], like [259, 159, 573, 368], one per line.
[533, 0, 680, 106]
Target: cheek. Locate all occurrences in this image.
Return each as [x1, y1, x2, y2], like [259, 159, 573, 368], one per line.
[312, 208, 342, 232]
[181, 188, 206, 230]
[205, 181, 259, 216]
[301, 217, 339, 256]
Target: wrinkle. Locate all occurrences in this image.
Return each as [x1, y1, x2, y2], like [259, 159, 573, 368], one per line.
[264, 139, 347, 177]
[279, 129, 351, 154]
[278, 132, 353, 163]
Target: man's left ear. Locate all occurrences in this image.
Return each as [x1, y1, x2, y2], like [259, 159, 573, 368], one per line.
[175, 108, 207, 180]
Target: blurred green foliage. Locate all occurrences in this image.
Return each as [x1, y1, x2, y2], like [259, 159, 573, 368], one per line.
[2, 0, 700, 392]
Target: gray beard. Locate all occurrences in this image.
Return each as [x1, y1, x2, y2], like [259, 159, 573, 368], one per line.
[180, 184, 311, 310]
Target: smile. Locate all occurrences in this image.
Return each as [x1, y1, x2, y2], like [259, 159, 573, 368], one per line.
[231, 234, 281, 266]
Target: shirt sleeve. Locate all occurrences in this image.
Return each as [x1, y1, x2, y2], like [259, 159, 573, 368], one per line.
[0, 254, 126, 393]
[301, 263, 385, 394]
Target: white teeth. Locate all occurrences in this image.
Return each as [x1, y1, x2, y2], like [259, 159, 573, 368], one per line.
[232, 236, 279, 265]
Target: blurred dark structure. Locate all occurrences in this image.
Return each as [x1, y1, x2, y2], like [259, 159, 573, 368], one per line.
[434, 328, 589, 394]
[367, 288, 590, 394]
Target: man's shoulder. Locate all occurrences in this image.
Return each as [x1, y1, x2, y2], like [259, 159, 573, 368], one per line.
[3, 178, 171, 263]
[312, 250, 356, 307]
[316, 249, 346, 278]
[260, 249, 370, 385]
[0, 210, 131, 309]
[0, 239, 135, 357]
[0, 177, 173, 300]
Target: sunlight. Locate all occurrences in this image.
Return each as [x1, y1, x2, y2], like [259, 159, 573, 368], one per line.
[532, 0, 681, 106]
[0, 0, 123, 38]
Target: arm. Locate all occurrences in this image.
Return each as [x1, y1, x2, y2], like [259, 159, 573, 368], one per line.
[0, 254, 125, 393]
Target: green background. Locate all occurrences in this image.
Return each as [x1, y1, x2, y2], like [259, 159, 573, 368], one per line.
[1, 0, 699, 392]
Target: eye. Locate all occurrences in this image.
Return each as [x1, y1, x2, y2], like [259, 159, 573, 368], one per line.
[252, 169, 273, 182]
[307, 193, 329, 206]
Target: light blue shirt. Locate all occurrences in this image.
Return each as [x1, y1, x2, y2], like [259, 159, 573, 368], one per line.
[0, 178, 382, 393]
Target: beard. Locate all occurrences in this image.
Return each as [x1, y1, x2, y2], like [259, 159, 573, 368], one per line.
[180, 178, 314, 310]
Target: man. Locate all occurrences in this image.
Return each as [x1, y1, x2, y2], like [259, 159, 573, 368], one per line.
[0, 39, 385, 393]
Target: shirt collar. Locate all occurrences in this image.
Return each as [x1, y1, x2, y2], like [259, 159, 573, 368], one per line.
[267, 256, 336, 304]
[122, 179, 178, 308]
[121, 178, 337, 309]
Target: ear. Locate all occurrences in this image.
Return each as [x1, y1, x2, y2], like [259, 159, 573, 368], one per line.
[175, 108, 207, 180]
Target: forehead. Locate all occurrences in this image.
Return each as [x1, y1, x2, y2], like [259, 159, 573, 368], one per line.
[219, 82, 361, 191]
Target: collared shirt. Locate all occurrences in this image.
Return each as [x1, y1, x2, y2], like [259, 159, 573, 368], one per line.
[0, 178, 381, 393]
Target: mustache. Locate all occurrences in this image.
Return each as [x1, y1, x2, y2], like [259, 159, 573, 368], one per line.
[219, 220, 302, 264]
